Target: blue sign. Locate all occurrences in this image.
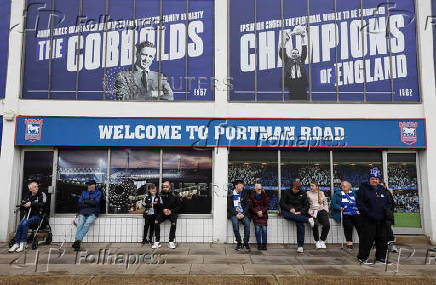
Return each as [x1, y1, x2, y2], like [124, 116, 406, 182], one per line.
[230, 0, 420, 102]
[22, 0, 214, 101]
[15, 116, 426, 148]
[0, 116, 2, 148]
[0, 0, 10, 98]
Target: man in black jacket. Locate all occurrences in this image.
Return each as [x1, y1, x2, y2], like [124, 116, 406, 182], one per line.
[227, 180, 251, 250]
[9, 181, 47, 253]
[356, 168, 392, 265]
[280, 180, 314, 254]
[152, 181, 182, 249]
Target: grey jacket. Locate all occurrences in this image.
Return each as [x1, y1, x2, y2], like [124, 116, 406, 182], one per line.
[115, 66, 174, 101]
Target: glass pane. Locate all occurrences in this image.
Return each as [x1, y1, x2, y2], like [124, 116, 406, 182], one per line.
[162, 149, 212, 214]
[22, 151, 53, 215]
[56, 149, 107, 214]
[228, 150, 279, 213]
[333, 150, 382, 191]
[109, 149, 160, 214]
[281, 151, 331, 201]
[388, 153, 421, 228]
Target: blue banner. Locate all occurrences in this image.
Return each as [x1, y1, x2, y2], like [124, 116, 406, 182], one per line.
[230, 0, 420, 102]
[0, 116, 2, 148]
[21, 0, 214, 101]
[0, 0, 10, 99]
[15, 116, 426, 148]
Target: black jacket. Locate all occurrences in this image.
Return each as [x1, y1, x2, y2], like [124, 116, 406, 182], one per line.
[159, 191, 182, 215]
[279, 45, 308, 89]
[227, 189, 251, 219]
[357, 182, 392, 222]
[279, 189, 309, 216]
[22, 191, 47, 218]
[142, 193, 163, 217]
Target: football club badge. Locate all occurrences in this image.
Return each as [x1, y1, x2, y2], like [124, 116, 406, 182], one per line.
[399, 122, 418, 145]
[24, 119, 43, 142]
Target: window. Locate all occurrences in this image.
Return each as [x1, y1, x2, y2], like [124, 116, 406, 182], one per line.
[229, 150, 279, 213]
[388, 153, 421, 228]
[229, 0, 420, 102]
[162, 149, 213, 214]
[281, 150, 331, 198]
[56, 149, 107, 214]
[109, 149, 160, 214]
[333, 151, 382, 191]
[21, 0, 214, 101]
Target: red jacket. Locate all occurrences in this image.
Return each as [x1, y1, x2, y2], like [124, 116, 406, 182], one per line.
[250, 192, 269, 226]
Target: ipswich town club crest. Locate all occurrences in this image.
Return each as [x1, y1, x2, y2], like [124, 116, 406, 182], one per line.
[399, 122, 418, 145]
[24, 119, 43, 142]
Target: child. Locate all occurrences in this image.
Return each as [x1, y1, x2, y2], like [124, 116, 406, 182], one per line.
[142, 184, 162, 244]
[250, 183, 269, 250]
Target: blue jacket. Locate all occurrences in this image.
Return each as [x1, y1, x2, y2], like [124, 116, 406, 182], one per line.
[356, 182, 391, 222]
[331, 190, 359, 223]
[78, 188, 102, 216]
[331, 190, 342, 223]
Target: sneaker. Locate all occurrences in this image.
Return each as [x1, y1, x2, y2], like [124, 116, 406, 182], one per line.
[315, 241, 322, 249]
[15, 242, 25, 253]
[257, 244, 262, 250]
[243, 243, 251, 250]
[346, 244, 354, 249]
[141, 239, 148, 245]
[308, 218, 315, 228]
[235, 243, 243, 251]
[358, 258, 373, 265]
[8, 243, 19, 253]
[152, 242, 161, 249]
[297, 247, 304, 254]
[261, 244, 267, 250]
[168, 242, 176, 249]
[72, 240, 80, 249]
[376, 258, 392, 265]
[391, 245, 398, 253]
[320, 241, 327, 249]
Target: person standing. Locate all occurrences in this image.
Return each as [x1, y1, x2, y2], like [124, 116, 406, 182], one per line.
[72, 180, 102, 251]
[152, 181, 182, 249]
[9, 181, 47, 253]
[250, 184, 269, 250]
[227, 180, 251, 251]
[356, 168, 392, 264]
[332, 181, 360, 249]
[280, 180, 315, 254]
[141, 184, 162, 244]
[307, 181, 330, 249]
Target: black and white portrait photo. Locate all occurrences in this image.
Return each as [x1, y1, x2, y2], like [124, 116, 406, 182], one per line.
[279, 25, 308, 100]
[115, 41, 174, 101]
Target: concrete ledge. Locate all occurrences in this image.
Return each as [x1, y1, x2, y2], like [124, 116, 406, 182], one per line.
[1, 275, 436, 285]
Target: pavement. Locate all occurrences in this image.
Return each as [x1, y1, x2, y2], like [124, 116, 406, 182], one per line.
[0, 242, 436, 284]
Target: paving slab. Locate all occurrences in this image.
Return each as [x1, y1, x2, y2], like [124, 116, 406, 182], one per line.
[189, 264, 244, 275]
[189, 248, 226, 256]
[134, 264, 191, 275]
[161, 255, 204, 264]
[250, 255, 300, 265]
[203, 255, 251, 265]
[242, 264, 303, 275]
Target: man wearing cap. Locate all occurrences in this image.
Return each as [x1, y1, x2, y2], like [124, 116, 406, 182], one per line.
[227, 180, 251, 250]
[72, 180, 102, 251]
[356, 168, 392, 265]
[280, 180, 314, 254]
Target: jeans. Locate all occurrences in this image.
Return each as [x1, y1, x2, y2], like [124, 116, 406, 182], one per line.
[154, 213, 178, 242]
[231, 215, 250, 244]
[15, 215, 41, 243]
[143, 214, 157, 241]
[255, 225, 267, 245]
[75, 214, 97, 242]
[312, 210, 330, 242]
[282, 211, 309, 247]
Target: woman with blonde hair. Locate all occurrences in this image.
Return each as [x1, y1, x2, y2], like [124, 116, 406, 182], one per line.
[249, 183, 269, 250]
[307, 181, 330, 249]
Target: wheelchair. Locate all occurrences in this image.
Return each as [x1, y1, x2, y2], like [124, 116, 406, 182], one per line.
[8, 205, 53, 250]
